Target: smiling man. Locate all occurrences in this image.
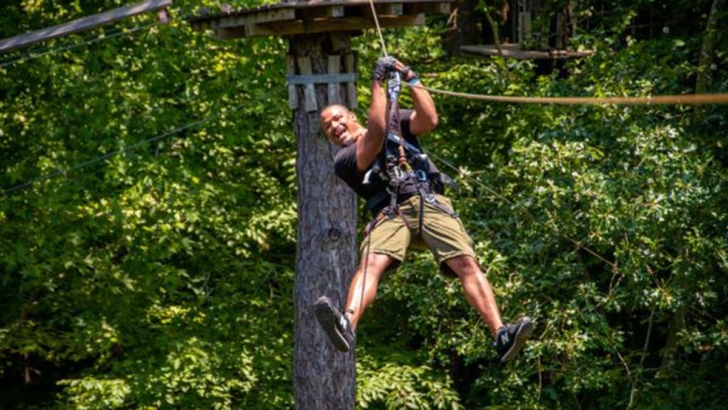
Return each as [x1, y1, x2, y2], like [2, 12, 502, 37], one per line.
[315, 57, 533, 363]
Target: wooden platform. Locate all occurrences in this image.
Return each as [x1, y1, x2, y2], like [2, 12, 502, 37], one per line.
[461, 44, 594, 60]
[188, 0, 453, 39]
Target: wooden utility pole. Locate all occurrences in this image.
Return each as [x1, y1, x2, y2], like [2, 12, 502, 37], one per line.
[189, 1, 452, 407]
[289, 33, 358, 409]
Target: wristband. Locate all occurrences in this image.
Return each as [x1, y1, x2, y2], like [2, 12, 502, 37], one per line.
[401, 66, 419, 85]
[407, 76, 421, 86]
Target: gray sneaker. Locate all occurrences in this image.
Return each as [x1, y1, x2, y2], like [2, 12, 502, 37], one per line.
[314, 296, 355, 352]
[495, 316, 534, 362]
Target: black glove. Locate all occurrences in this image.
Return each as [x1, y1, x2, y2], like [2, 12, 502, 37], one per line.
[372, 56, 396, 82]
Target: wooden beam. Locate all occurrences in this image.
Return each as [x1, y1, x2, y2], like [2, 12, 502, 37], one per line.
[215, 9, 296, 29]
[188, 0, 456, 35]
[0, 0, 172, 55]
[286, 73, 357, 84]
[375, 3, 404, 15]
[214, 27, 246, 40]
[245, 14, 425, 37]
[403, 2, 451, 14]
[298, 5, 345, 20]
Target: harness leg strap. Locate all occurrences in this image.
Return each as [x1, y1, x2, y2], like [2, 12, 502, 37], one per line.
[364, 204, 411, 238]
[425, 194, 458, 218]
[418, 186, 458, 218]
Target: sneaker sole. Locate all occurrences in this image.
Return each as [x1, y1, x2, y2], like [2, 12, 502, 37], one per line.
[500, 317, 534, 363]
[314, 297, 352, 353]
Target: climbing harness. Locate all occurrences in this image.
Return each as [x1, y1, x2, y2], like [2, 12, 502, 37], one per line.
[362, 70, 458, 237]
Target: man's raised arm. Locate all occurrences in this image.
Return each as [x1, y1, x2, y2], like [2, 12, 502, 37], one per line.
[396, 61, 438, 137]
[356, 58, 395, 172]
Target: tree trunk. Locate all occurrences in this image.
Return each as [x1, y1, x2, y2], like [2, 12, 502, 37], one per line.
[290, 33, 358, 410]
[696, 0, 725, 93]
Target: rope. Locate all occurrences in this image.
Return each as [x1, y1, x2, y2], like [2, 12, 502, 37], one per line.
[356, 233, 373, 329]
[353, 0, 394, 322]
[411, 83, 728, 105]
[367, 0, 388, 57]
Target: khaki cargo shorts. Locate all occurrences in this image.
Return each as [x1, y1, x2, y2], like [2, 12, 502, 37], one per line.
[362, 194, 477, 277]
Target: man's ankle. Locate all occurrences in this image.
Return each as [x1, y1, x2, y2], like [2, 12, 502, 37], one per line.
[344, 309, 356, 331]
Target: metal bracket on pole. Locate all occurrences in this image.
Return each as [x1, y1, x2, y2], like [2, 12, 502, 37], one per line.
[285, 73, 357, 85]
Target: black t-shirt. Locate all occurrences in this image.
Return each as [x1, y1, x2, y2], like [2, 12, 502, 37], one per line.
[334, 109, 440, 215]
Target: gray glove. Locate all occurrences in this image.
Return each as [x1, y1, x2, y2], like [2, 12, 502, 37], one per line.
[399, 65, 419, 84]
[372, 56, 396, 82]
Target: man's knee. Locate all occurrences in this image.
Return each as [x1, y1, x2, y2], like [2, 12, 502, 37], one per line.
[445, 255, 481, 279]
[360, 252, 396, 277]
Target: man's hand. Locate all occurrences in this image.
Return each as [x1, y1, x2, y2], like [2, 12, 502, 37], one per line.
[397, 64, 419, 84]
[372, 56, 396, 82]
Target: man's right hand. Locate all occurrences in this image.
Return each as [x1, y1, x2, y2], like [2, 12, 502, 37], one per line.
[397, 64, 418, 84]
[372, 56, 396, 82]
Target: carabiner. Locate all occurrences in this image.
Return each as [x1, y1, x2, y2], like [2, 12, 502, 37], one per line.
[387, 71, 402, 102]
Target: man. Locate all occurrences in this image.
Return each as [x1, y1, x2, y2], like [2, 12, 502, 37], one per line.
[315, 57, 533, 362]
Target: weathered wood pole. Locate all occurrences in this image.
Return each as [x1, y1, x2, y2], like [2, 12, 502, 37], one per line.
[290, 32, 358, 409]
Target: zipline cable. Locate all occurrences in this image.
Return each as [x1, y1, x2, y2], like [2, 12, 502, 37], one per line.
[411, 84, 728, 105]
[0, 21, 160, 68]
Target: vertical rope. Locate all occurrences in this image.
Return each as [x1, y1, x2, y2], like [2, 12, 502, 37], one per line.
[354, 0, 389, 327]
[355, 232, 373, 328]
[367, 0, 388, 57]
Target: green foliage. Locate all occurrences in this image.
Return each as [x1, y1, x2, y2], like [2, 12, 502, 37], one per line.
[1, 0, 728, 409]
[352, 2, 728, 408]
[1, 1, 294, 409]
[357, 353, 464, 410]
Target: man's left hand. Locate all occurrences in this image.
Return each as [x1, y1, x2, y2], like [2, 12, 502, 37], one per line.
[373, 57, 397, 82]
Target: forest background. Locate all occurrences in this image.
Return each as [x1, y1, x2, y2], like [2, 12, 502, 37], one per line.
[1, 0, 727, 408]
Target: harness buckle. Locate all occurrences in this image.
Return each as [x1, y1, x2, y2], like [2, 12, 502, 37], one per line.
[363, 169, 374, 185]
[416, 169, 428, 182]
[425, 193, 437, 204]
[387, 72, 402, 101]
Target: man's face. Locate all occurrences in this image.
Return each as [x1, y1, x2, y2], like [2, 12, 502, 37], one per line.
[320, 105, 358, 147]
